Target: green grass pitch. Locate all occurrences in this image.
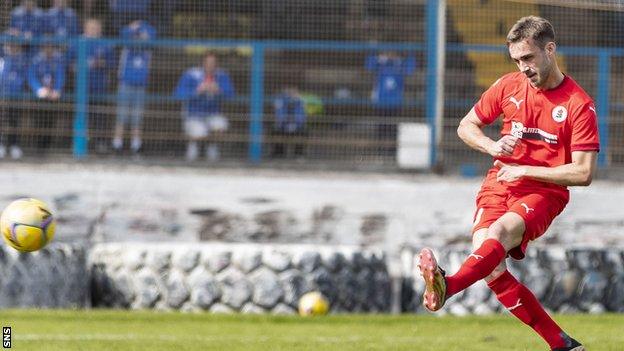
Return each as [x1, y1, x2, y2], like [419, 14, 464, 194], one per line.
[1, 310, 623, 350]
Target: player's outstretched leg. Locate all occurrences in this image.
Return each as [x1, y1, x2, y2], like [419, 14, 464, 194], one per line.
[418, 248, 447, 311]
[444, 238, 507, 297]
[488, 270, 585, 351]
[418, 238, 507, 312]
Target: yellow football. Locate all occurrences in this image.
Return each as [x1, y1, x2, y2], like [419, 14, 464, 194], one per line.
[298, 291, 329, 316]
[0, 198, 56, 252]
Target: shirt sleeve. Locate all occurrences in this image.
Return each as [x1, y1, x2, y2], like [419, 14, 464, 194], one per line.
[28, 61, 42, 93]
[217, 72, 234, 100]
[9, 11, 18, 31]
[105, 46, 115, 70]
[570, 103, 600, 152]
[273, 96, 286, 127]
[69, 12, 79, 37]
[365, 55, 378, 71]
[473, 77, 504, 124]
[294, 98, 306, 128]
[54, 58, 66, 92]
[173, 71, 194, 100]
[403, 56, 416, 75]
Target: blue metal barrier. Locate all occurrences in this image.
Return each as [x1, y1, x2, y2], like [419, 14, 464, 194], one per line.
[426, 0, 442, 168]
[73, 38, 89, 159]
[249, 42, 265, 163]
[596, 50, 611, 167]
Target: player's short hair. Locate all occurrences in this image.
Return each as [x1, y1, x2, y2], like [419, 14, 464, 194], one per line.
[506, 16, 555, 49]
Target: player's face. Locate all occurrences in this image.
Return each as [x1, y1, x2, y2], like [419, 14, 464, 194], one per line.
[508, 39, 555, 88]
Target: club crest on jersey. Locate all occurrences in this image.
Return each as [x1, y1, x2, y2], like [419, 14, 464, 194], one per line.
[551, 105, 568, 123]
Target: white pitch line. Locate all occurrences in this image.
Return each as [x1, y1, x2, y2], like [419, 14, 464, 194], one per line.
[15, 334, 423, 343]
[17, 334, 178, 342]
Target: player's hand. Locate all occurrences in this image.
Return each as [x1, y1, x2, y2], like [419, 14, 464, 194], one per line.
[488, 135, 519, 157]
[494, 160, 526, 182]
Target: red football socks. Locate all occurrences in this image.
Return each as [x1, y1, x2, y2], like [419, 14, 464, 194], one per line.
[488, 270, 567, 349]
[445, 238, 506, 296]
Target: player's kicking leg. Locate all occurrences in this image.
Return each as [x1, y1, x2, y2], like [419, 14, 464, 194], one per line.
[418, 247, 447, 311]
[418, 213, 522, 311]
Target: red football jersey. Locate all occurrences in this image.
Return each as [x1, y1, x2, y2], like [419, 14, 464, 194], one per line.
[474, 72, 600, 197]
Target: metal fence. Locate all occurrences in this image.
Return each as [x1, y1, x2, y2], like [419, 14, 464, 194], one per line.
[0, 0, 623, 172]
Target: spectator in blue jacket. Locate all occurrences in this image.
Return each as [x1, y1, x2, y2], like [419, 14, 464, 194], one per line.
[28, 42, 67, 151]
[78, 19, 114, 153]
[174, 52, 234, 161]
[108, 0, 151, 36]
[82, 20, 115, 95]
[366, 51, 415, 111]
[272, 86, 307, 158]
[44, 0, 79, 38]
[9, 0, 44, 40]
[0, 41, 28, 159]
[112, 20, 156, 154]
[366, 51, 416, 156]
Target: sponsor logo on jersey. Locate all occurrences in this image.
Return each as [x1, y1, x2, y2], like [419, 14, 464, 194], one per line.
[552, 105, 568, 122]
[511, 121, 558, 144]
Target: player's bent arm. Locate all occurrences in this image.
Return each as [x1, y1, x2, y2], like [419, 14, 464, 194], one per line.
[457, 108, 519, 157]
[523, 151, 597, 186]
[457, 108, 496, 155]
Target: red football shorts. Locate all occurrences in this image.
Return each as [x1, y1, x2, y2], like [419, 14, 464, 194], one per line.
[472, 181, 568, 260]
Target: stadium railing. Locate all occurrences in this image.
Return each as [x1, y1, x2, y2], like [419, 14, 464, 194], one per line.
[0, 35, 619, 172]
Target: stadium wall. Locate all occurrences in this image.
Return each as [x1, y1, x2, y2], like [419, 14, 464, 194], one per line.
[89, 243, 392, 314]
[0, 244, 89, 308]
[1, 242, 622, 314]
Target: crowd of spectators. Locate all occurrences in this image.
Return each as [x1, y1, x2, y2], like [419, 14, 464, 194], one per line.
[1, 0, 165, 158]
[0, 0, 417, 161]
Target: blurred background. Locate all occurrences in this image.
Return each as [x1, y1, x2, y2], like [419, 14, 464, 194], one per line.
[0, 0, 621, 173]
